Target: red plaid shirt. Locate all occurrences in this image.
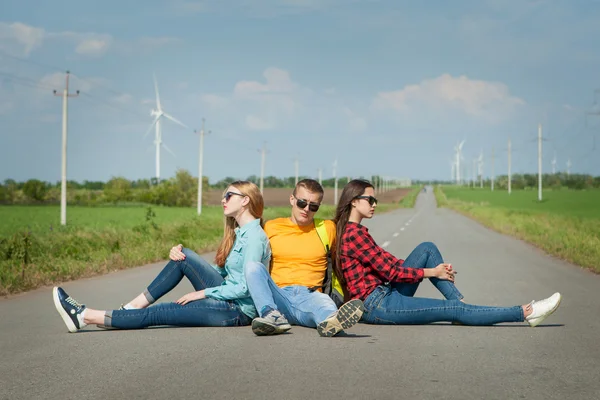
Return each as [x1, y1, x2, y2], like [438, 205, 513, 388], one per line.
[340, 222, 424, 300]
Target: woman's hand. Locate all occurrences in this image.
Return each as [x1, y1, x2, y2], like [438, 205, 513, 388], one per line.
[169, 244, 186, 261]
[176, 290, 206, 305]
[428, 263, 457, 282]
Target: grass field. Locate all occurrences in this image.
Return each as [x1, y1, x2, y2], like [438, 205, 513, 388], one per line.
[0, 188, 417, 295]
[441, 188, 600, 219]
[436, 186, 600, 273]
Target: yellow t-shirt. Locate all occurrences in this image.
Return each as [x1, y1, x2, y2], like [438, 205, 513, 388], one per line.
[265, 217, 336, 290]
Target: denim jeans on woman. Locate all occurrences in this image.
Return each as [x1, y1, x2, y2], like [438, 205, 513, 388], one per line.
[104, 249, 251, 329]
[361, 242, 524, 325]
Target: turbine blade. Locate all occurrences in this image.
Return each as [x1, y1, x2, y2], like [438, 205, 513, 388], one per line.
[162, 142, 176, 158]
[153, 73, 162, 111]
[162, 112, 189, 129]
[144, 115, 160, 139]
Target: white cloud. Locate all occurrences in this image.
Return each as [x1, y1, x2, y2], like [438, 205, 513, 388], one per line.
[201, 94, 228, 109]
[0, 22, 45, 56]
[372, 74, 525, 122]
[0, 21, 173, 58]
[234, 67, 297, 98]
[75, 37, 112, 56]
[231, 67, 300, 130]
[245, 114, 274, 131]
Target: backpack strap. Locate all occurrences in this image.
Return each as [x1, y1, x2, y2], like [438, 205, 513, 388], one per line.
[309, 218, 332, 294]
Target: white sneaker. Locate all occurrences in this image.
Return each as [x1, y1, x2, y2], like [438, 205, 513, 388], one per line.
[526, 292, 562, 327]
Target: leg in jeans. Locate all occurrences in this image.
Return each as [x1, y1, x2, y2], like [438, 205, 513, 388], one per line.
[104, 299, 251, 329]
[362, 286, 524, 325]
[144, 248, 224, 304]
[244, 261, 337, 327]
[280, 286, 338, 327]
[393, 242, 463, 300]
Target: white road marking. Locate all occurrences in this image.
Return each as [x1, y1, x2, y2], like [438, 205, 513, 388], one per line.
[382, 241, 390, 248]
[400, 227, 405, 231]
[393, 233, 399, 237]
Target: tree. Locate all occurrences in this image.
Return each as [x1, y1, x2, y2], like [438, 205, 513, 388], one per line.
[22, 179, 48, 202]
[173, 169, 197, 207]
[104, 177, 132, 203]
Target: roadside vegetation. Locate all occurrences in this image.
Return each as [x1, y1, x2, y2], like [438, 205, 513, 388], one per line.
[434, 186, 600, 273]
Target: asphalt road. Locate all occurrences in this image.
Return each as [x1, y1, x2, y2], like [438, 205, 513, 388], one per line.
[1, 189, 599, 400]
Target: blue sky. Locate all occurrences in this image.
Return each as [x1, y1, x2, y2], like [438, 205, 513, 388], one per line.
[1, 0, 599, 184]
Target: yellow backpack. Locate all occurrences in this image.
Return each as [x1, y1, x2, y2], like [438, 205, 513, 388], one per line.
[314, 218, 344, 307]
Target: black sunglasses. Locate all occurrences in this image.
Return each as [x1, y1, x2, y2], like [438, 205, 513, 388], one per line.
[295, 198, 320, 212]
[355, 195, 378, 206]
[223, 191, 245, 202]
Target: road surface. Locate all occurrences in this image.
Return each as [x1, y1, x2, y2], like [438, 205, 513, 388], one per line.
[1, 190, 598, 399]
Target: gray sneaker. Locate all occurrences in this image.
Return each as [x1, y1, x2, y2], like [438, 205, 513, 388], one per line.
[96, 304, 126, 330]
[317, 299, 364, 337]
[251, 309, 292, 336]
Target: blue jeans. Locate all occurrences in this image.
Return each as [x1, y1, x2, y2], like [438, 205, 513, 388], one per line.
[399, 242, 463, 300]
[104, 249, 251, 329]
[362, 286, 524, 325]
[244, 261, 337, 327]
[361, 242, 524, 325]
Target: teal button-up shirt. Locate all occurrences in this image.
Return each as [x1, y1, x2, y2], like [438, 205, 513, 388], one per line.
[204, 218, 270, 318]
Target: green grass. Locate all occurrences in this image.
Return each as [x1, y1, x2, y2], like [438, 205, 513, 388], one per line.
[435, 186, 600, 273]
[441, 187, 600, 219]
[0, 198, 408, 295]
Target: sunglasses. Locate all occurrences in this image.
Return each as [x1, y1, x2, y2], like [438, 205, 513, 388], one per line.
[223, 191, 245, 202]
[355, 195, 378, 206]
[295, 198, 320, 212]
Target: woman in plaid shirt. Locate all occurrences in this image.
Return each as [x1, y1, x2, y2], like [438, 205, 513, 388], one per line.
[333, 179, 562, 327]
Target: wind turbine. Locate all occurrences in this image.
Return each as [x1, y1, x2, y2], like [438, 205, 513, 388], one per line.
[145, 74, 189, 181]
[449, 159, 456, 182]
[454, 140, 465, 185]
[552, 151, 557, 174]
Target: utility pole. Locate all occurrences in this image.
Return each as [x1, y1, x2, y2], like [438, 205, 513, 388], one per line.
[53, 71, 79, 226]
[538, 123, 543, 202]
[491, 147, 495, 191]
[258, 142, 267, 194]
[508, 137, 512, 195]
[479, 151, 484, 188]
[333, 158, 338, 205]
[294, 157, 299, 185]
[195, 118, 210, 215]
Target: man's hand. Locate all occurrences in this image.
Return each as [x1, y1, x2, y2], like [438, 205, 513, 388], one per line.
[176, 290, 206, 305]
[426, 263, 457, 282]
[169, 244, 186, 261]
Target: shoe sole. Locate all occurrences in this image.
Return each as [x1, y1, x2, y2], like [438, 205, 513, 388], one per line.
[528, 293, 562, 327]
[251, 319, 292, 336]
[317, 299, 364, 337]
[52, 287, 78, 333]
[96, 324, 116, 330]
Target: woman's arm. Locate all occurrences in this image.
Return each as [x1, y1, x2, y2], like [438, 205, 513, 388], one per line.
[353, 228, 424, 284]
[204, 232, 268, 301]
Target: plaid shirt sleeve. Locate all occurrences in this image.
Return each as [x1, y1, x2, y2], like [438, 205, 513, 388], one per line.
[341, 223, 424, 299]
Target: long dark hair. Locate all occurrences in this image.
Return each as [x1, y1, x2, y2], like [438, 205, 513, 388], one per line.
[333, 179, 374, 292]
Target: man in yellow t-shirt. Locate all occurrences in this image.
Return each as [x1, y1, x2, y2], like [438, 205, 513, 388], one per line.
[244, 179, 364, 337]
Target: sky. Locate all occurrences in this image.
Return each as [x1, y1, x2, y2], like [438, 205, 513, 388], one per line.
[1, 0, 599, 184]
